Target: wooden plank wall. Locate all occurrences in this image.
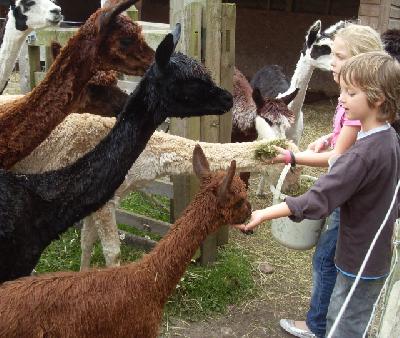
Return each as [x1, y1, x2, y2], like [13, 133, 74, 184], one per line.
[388, 0, 400, 29]
[358, 0, 400, 31]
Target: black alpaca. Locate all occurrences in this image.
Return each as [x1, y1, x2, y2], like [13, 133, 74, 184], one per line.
[0, 24, 233, 283]
[250, 64, 290, 98]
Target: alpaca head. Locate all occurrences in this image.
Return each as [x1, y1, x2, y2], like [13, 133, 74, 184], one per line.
[193, 144, 252, 226]
[137, 23, 233, 123]
[252, 87, 298, 138]
[302, 20, 343, 71]
[76, 0, 154, 76]
[382, 29, 400, 62]
[0, 0, 62, 31]
[50, 40, 128, 116]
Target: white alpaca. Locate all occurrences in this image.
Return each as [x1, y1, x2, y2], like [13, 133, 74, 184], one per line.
[8, 111, 297, 269]
[0, 0, 62, 93]
[281, 20, 345, 145]
[255, 20, 345, 196]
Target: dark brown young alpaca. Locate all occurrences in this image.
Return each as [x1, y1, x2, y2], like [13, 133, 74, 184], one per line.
[0, 145, 251, 338]
[232, 67, 297, 187]
[50, 41, 129, 117]
[0, 0, 154, 169]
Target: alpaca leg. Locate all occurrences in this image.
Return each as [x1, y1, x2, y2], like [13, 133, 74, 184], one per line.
[239, 172, 251, 189]
[80, 215, 99, 270]
[256, 174, 267, 196]
[95, 202, 121, 267]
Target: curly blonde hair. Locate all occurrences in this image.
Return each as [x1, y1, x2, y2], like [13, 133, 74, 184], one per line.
[335, 23, 384, 56]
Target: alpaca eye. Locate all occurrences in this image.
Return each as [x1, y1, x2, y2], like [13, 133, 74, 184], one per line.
[120, 38, 134, 48]
[234, 200, 244, 209]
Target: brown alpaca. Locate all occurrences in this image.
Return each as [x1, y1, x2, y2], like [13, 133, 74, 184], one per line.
[0, 0, 154, 169]
[49, 41, 129, 117]
[0, 145, 251, 338]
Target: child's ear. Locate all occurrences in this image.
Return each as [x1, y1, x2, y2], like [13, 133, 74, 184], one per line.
[375, 95, 385, 107]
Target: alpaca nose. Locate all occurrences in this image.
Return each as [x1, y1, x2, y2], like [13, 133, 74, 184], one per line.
[50, 7, 61, 15]
[50, 7, 62, 17]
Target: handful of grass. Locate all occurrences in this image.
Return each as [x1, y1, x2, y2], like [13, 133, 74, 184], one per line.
[254, 139, 289, 160]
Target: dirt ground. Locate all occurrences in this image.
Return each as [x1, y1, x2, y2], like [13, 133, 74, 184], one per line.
[3, 76, 336, 338]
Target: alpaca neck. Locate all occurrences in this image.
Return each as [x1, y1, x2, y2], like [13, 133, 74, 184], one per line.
[0, 30, 101, 168]
[284, 53, 315, 144]
[0, 17, 31, 93]
[287, 53, 314, 117]
[33, 81, 161, 233]
[116, 133, 274, 201]
[137, 189, 222, 303]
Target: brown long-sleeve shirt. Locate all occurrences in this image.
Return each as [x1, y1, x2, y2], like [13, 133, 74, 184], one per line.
[286, 127, 400, 277]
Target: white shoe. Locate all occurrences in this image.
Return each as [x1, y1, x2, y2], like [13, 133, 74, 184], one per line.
[279, 319, 316, 338]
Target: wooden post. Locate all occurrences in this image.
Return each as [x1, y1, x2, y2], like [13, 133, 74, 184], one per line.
[216, 2, 235, 247]
[169, 0, 235, 265]
[170, 0, 203, 224]
[378, 223, 400, 336]
[18, 42, 30, 94]
[199, 0, 222, 262]
[27, 45, 41, 90]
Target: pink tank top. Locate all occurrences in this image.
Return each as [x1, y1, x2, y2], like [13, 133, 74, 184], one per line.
[330, 101, 361, 148]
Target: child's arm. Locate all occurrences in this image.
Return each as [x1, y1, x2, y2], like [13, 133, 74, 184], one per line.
[237, 150, 368, 233]
[270, 125, 360, 167]
[307, 133, 333, 152]
[234, 202, 291, 232]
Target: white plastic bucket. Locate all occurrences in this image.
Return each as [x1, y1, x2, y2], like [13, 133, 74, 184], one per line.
[271, 165, 325, 250]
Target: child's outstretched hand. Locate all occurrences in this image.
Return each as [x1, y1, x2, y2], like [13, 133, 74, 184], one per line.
[267, 146, 287, 164]
[234, 209, 267, 233]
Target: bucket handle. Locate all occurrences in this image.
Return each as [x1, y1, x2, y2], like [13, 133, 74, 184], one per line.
[271, 164, 291, 205]
[270, 168, 318, 204]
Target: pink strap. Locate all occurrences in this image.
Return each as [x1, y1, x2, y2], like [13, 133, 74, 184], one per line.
[283, 149, 291, 165]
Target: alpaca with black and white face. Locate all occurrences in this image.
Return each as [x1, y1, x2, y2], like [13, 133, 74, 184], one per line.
[281, 20, 345, 145]
[0, 0, 62, 93]
[253, 20, 345, 196]
[0, 0, 61, 31]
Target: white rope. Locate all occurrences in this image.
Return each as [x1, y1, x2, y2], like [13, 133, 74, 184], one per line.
[362, 231, 399, 337]
[326, 178, 400, 338]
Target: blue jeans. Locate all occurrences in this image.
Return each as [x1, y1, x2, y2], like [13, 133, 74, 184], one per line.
[306, 208, 340, 338]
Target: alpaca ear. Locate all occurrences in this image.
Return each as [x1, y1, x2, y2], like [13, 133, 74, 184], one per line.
[193, 144, 210, 180]
[96, 0, 137, 37]
[217, 160, 236, 204]
[50, 41, 62, 59]
[323, 20, 346, 38]
[306, 20, 321, 48]
[280, 88, 299, 106]
[155, 23, 181, 71]
[252, 87, 264, 109]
